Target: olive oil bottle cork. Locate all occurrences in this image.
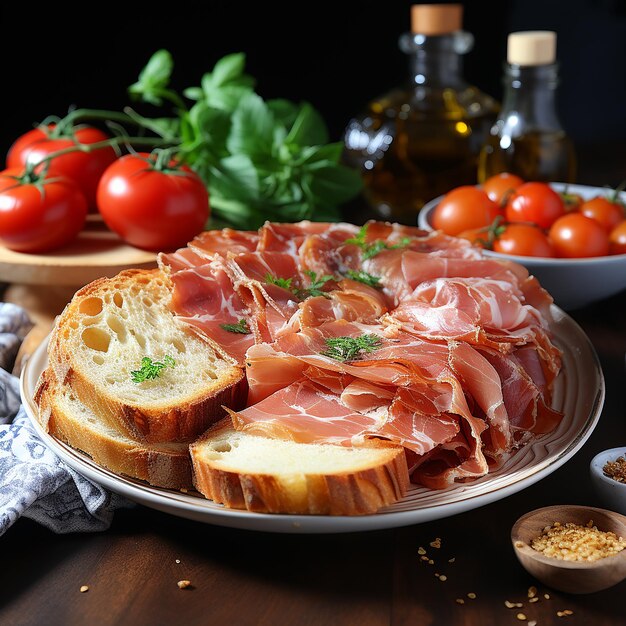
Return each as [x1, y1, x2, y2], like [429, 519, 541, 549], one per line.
[410, 4, 462, 35]
[507, 31, 556, 66]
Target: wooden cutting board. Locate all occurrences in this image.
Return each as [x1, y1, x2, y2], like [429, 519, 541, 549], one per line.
[0, 215, 157, 286]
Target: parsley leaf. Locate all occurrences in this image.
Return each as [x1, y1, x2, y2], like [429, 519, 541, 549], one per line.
[265, 274, 294, 291]
[131, 355, 176, 383]
[345, 269, 381, 288]
[220, 319, 251, 334]
[321, 334, 383, 362]
[345, 224, 411, 260]
[300, 270, 335, 298]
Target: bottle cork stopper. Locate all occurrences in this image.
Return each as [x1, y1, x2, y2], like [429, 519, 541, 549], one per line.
[507, 31, 557, 66]
[411, 4, 462, 35]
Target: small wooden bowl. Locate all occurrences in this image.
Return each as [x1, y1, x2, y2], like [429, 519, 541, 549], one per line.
[511, 505, 626, 594]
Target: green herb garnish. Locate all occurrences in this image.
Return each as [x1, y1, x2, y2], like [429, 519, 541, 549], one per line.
[131, 355, 176, 383]
[300, 270, 335, 298]
[345, 225, 411, 260]
[321, 334, 383, 362]
[344, 269, 381, 288]
[265, 274, 294, 291]
[126, 50, 363, 229]
[220, 319, 251, 334]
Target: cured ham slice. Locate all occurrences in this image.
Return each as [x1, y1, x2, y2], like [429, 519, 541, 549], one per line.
[166, 263, 255, 364]
[161, 219, 564, 492]
[384, 277, 545, 350]
[188, 228, 259, 259]
[229, 379, 384, 445]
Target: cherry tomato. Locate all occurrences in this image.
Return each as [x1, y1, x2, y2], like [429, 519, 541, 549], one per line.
[559, 190, 584, 212]
[492, 223, 554, 257]
[97, 152, 209, 251]
[431, 186, 502, 236]
[548, 213, 610, 258]
[0, 167, 87, 253]
[457, 226, 490, 248]
[482, 172, 524, 205]
[505, 182, 565, 229]
[7, 124, 117, 210]
[609, 220, 626, 255]
[579, 196, 624, 232]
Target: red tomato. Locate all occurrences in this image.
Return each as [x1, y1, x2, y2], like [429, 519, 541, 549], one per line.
[482, 172, 524, 205]
[431, 186, 502, 236]
[560, 190, 584, 212]
[492, 223, 554, 257]
[505, 182, 565, 229]
[97, 153, 209, 251]
[457, 226, 490, 248]
[548, 213, 610, 258]
[0, 168, 87, 253]
[7, 125, 117, 210]
[579, 196, 624, 232]
[609, 220, 626, 255]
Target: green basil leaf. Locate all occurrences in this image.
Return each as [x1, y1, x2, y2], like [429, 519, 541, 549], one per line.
[128, 49, 174, 105]
[209, 154, 260, 202]
[285, 102, 329, 147]
[267, 99, 300, 128]
[182, 86, 204, 101]
[211, 52, 247, 87]
[307, 164, 363, 205]
[227, 93, 276, 158]
[297, 143, 344, 165]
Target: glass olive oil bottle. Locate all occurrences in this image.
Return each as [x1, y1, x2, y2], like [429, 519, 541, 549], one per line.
[343, 4, 498, 225]
[478, 31, 576, 183]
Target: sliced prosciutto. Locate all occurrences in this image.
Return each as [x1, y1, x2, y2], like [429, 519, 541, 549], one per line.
[162, 219, 564, 491]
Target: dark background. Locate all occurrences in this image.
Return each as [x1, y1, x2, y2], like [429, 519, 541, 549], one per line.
[1, 0, 625, 155]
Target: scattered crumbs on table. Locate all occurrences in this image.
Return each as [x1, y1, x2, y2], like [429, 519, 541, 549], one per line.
[175, 559, 181, 564]
[439, 575, 447, 582]
[557, 609, 574, 617]
[544, 593, 550, 600]
[527, 586, 537, 598]
[529, 597, 539, 603]
[177, 580, 192, 589]
[418, 546, 427, 555]
[448, 557, 456, 563]
[455, 598, 465, 604]
[505, 600, 516, 609]
[420, 556, 429, 562]
[430, 538, 442, 549]
[180, 488, 188, 493]
[79, 585, 89, 593]
[528, 621, 537, 626]
[516, 613, 527, 621]
[428, 559, 434, 565]
[467, 592, 476, 599]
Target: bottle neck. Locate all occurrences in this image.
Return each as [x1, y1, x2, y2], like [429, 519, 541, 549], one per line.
[399, 32, 472, 88]
[499, 63, 563, 132]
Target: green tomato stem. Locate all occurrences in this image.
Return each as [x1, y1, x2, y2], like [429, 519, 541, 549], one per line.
[48, 109, 141, 138]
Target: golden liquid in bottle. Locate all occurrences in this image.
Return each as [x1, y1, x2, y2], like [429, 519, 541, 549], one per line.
[478, 130, 576, 183]
[347, 90, 497, 225]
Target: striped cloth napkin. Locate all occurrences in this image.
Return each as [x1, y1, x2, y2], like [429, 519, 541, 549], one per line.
[0, 302, 129, 537]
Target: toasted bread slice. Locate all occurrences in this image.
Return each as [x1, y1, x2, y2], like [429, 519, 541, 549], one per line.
[34, 369, 193, 490]
[47, 269, 246, 443]
[190, 419, 410, 515]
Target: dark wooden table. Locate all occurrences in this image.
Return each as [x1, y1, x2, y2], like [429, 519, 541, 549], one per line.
[1, 142, 626, 626]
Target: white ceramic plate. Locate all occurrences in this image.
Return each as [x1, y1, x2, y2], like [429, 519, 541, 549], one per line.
[21, 311, 604, 534]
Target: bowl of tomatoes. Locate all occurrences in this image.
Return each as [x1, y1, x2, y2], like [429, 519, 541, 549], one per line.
[418, 174, 626, 310]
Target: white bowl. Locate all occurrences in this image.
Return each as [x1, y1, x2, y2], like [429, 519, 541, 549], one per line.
[418, 183, 626, 310]
[590, 447, 626, 517]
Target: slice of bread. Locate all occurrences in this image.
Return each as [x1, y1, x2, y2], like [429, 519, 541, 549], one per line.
[35, 369, 193, 490]
[46, 269, 246, 443]
[190, 419, 410, 515]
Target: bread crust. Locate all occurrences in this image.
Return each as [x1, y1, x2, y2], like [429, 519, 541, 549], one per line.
[35, 370, 193, 490]
[46, 268, 247, 443]
[190, 419, 410, 515]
